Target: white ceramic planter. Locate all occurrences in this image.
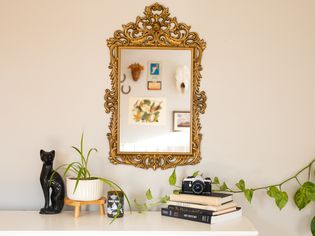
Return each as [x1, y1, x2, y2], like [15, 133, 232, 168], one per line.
[66, 178, 103, 201]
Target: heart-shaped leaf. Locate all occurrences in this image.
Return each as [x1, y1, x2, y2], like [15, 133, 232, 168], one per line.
[146, 188, 153, 200]
[294, 182, 315, 210]
[192, 171, 199, 177]
[169, 169, 177, 186]
[173, 189, 180, 194]
[267, 186, 288, 210]
[213, 177, 220, 185]
[303, 182, 315, 201]
[236, 179, 246, 191]
[220, 182, 228, 191]
[276, 192, 288, 210]
[267, 186, 278, 197]
[244, 189, 253, 203]
[134, 199, 145, 213]
[160, 195, 170, 204]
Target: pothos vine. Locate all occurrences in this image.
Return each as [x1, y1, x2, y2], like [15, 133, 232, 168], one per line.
[134, 158, 315, 236]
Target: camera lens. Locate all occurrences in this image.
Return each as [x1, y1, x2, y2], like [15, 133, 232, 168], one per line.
[192, 180, 205, 194]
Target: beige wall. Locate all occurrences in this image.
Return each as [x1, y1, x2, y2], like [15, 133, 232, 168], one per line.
[0, 0, 315, 235]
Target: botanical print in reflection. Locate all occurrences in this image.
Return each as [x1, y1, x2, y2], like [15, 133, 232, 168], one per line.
[129, 97, 166, 125]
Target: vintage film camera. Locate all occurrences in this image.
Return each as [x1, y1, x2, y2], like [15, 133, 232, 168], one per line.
[182, 176, 212, 196]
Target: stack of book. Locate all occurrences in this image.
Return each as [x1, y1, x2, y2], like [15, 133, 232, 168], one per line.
[161, 192, 242, 224]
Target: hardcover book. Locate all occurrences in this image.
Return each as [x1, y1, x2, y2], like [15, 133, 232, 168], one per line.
[161, 207, 242, 224]
[169, 192, 233, 206]
[168, 205, 237, 216]
[166, 201, 237, 212]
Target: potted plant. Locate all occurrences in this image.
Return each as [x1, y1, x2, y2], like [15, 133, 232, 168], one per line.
[52, 133, 130, 209]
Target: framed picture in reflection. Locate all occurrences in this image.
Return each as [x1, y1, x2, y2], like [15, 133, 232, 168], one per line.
[173, 111, 190, 132]
[147, 81, 162, 91]
[148, 61, 161, 80]
[129, 97, 166, 125]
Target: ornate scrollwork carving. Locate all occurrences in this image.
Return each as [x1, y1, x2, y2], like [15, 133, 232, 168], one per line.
[196, 91, 207, 114]
[104, 2, 207, 170]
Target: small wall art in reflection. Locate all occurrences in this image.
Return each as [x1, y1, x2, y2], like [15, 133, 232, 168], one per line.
[129, 97, 166, 125]
[173, 111, 190, 131]
[148, 61, 161, 80]
[147, 81, 162, 91]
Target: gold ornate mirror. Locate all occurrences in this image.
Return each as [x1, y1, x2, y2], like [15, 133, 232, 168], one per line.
[104, 2, 207, 170]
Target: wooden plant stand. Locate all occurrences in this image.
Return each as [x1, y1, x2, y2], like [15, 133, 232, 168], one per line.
[64, 197, 106, 218]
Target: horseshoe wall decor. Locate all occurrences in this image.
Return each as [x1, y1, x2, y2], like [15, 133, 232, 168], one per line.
[121, 85, 131, 95]
[120, 73, 127, 83]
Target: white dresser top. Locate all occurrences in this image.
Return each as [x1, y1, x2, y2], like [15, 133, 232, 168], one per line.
[0, 211, 258, 235]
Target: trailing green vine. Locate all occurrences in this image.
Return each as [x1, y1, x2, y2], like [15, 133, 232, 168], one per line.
[135, 158, 315, 235]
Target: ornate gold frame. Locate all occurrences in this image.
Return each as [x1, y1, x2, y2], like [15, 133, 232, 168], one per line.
[104, 2, 207, 170]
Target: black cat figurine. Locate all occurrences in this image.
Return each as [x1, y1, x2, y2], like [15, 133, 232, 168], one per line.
[39, 150, 65, 214]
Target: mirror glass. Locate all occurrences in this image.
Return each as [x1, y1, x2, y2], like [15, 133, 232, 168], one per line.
[118, 48, 192, 153]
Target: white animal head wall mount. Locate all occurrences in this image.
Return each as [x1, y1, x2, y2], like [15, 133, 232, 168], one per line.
[175, 65, 190, 95]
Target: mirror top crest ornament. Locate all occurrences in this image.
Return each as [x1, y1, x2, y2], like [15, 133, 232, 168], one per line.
[104, 2, 207, 170]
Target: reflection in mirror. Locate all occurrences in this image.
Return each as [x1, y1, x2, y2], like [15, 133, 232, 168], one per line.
[119, 48, 192, 153]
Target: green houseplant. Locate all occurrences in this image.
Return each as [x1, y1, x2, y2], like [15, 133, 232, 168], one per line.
[135, 159, 315, 235]
[51, 133, 131, 210]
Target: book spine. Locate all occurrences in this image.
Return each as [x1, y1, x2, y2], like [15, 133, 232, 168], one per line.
[168, 205, 214, 216]
[168, 202, 214, 211]
[161, 208, 211, 224]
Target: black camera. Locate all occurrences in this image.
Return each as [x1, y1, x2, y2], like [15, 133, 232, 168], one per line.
[182, 176, 212, 196]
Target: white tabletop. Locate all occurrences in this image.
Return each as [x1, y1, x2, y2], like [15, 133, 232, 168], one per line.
[0, 211, 258, 236]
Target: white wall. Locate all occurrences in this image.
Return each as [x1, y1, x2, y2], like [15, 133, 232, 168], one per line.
[0, 0, 314, 235]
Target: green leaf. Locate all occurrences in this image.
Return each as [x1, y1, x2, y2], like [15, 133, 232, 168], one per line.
[244, 189, 253, 203]
[267, 186, 278, 197]
[192, 171, 199, 177]
[267, 186, 288, 210]
[80, 132, 84, 156]
[169, 169, 177, 186]
[143, 99, 151, 105]
[86, 148, 97, 167]
[213, 177, 220, 185]
[53, 163, 77, 183]
[146, 189, 153, 200]
[219, 182, 228, 191]
[98, 177, 132, 212]
[236, 179, 246, 191]
[82, 167, 91, 178]
[134, 199, 145, 213]
[62, 162, 81, 179]
[173, 189, 180, 194]
[295, 189, 311, 210]
[159, 195, 170, 204]
[69, 163, 81, 176]
[311, 216, 315, 236]
[142, 112, 150, 121]
[49, 171, 56, 186]
[294, 181, 315, 210]
[110, 201, 122, 224]
[303, 182, 315, 201]
[73, 168, 83, 193]
[276, 192, 288, 210]
[71, 146, 85, 167]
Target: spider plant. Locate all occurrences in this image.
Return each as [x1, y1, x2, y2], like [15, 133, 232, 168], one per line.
[51, 132, 131, 214]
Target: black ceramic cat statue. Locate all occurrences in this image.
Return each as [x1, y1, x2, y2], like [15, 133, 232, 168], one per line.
[39, 150, 65, 214]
